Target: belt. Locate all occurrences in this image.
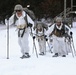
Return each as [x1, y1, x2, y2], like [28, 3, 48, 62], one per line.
[37, 35, 44, 37]
[17, 24, 27, 29]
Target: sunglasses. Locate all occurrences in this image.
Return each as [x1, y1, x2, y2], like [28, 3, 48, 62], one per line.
[15, 10, 22, 12]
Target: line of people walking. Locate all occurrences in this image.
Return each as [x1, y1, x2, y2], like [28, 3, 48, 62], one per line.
[7, 4, 75, 59]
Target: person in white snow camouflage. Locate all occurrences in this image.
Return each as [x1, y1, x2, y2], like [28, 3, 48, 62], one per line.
[46, 17, 71, 57]
[9, 4, 34, 59]
[33, 21, 48, 55]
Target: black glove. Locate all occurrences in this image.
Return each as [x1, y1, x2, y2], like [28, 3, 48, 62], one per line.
[33, 36, 35, 39]
[44, 35, 47, 38]
[70, 32, 73, 38]
[28, 23, 32, 27]
[46, 38, 48, 41]
[70, 32, 73, 35]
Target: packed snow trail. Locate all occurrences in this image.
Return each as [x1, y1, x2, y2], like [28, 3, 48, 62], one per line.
[0, 25, 76, 75]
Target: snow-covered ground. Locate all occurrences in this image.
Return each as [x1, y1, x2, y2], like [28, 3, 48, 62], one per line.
[0, 23, 76, 75]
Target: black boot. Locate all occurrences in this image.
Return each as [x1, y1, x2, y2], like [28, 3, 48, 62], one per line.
[39, 52, 45, 55]
[52, 53, 58, 57]
[25, 53, 30, 58]
[20, 55, 26, 59]
[62, 55, 66, 57]
[20, 53, 30, 59]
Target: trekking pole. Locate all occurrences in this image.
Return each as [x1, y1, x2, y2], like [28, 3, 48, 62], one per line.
[5, 16, 9, 59]
[46, 40, 53, 53]
[30, 24, 38, 58]
[45, 40, 46, 55]
[44, 35, 53, 53]
[33, 38, 38, 58]
[65, 37, 74, 57]
[29, 25, 35, 54]
[70, 32, 76, 56]
[71, 38, 76, 56]
[69, 39, 74, 57]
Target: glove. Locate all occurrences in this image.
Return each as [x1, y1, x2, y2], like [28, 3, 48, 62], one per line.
[44, 35, 47, 38]
[70, 32, 73, 35]
[28, 23, 32, 27]
[33, 36, 35, 39]
[70, 32, 73, 38]
[46, 38, 48, 41]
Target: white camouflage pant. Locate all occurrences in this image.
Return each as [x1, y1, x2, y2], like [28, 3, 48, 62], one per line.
[38, 37, 46, 53]
[52, 35, 67, 56]
[18, 28, 30, 55]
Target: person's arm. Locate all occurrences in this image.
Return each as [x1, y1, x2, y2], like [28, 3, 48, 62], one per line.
[27, 14, 34, 27]
[65, 25, 72, 36]
[45, 24, 55, 37]
[9, 14, 14, 26]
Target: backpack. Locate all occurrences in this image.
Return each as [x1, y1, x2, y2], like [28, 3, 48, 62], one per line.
[23, 8, 36, 21]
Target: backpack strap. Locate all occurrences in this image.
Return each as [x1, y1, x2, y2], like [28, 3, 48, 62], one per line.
[18, 28, 25, 37]
[24, 14, 28, 26]
[13, 14, 18, 24]
[14, 13, 28, 38]
[13, 12, 28, 26]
